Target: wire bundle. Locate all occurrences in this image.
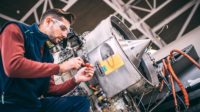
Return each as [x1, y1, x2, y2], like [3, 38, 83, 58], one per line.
[159, 49, 200, 111]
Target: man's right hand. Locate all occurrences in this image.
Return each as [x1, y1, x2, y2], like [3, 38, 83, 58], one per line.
[59, 57, 84, 73]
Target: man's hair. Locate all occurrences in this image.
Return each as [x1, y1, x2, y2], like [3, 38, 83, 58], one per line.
[40, 8, 75, 24]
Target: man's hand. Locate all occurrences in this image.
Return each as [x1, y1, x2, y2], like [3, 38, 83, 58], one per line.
[74, 63, 94, 83]
[59, 57, 84, 73]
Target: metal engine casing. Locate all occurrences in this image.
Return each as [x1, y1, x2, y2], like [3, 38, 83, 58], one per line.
[83, 16, 156, 97]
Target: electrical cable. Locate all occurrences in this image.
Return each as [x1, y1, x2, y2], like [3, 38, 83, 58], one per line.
[159, 67, 166, 92]
[137, 92, 144, 106]
[170, 49, 200, 69]
[167, 56, 189, 108]
[159, 48, 200, 110]
[149, 91, 171, 112]
[157, 73, 188, 111]
[157, 63, 187, 111]
[163, 59, 178, 110]
[147, 88, 156, 111]
[135, 95, 147, 112]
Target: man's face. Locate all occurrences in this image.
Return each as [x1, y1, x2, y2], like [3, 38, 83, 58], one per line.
[47, 17, 70, 44]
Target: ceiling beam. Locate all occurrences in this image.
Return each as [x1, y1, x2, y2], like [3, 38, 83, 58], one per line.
[34, 10, 39, 23]
[176, 0, 200, 39]
[103, 0, 168, 48]
[152, 0, 196, 33]
[0, 13, 18, 21]
[42, 0, 48, 14]
[48, 0, 54, 9]
[62, 0, 78, 11]
[130, 5, 151, 12]
[20, 0, 45, 22]
[138, 0, 171, 25]
[18, 0, 77, 24]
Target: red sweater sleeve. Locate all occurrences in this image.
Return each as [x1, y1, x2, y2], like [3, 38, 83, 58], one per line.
[0, 23, 60, 78]
[48, 75, 77, 95]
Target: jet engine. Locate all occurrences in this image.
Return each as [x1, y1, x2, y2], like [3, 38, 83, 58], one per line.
[51, 16, 200, 112]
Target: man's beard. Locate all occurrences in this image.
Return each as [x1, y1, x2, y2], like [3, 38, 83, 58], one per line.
[48, 36, 57, 45]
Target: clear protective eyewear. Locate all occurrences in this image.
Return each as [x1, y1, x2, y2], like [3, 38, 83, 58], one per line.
[51, 18, 71, 34]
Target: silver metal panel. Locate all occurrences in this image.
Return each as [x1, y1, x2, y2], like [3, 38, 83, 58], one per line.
[83, 16, 155, 97]
[84, 16, 113, 53]
[87, 37, 141, 97]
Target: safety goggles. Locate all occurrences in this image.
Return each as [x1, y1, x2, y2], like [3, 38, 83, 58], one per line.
[51, 18, 71, 33]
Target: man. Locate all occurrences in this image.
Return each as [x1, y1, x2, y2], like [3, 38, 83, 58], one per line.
[0, 8, 94, 112]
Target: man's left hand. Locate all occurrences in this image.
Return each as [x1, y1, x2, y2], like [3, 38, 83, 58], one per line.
[74, 63, 94, 83]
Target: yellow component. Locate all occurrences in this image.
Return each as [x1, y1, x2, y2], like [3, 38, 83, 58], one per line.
[98, 96, 104, 101]
[102, 108, 110, 112]
[46, 40, 54, 48]
[99, 53, 124, 75]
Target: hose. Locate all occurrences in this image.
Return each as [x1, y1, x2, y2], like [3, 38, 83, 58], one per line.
[166, 56, 189, 108]
[170, 49, 200, 69]
[159, 48, 200, 109]
[163, 59, 178, 109]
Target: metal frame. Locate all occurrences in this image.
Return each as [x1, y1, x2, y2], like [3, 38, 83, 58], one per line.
[103, 0, 170, 48]
[0, 14, 18, 21]
[176, 0, 200, 39]
[151, 0, 198, 37]
[0, 0, 78, 24]
[103, 0, 199, 49]
[0, 0, 199, 47]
